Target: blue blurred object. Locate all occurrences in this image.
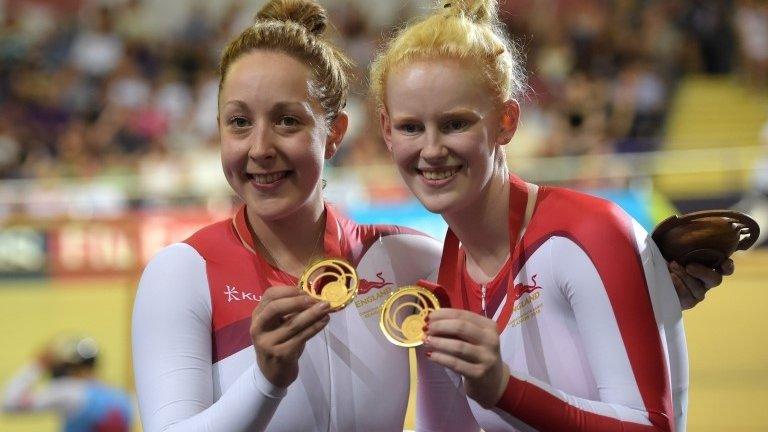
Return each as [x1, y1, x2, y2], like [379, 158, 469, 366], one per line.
[347, 188, 654, 241]
[591, 188, 655, 231]
[347, 200, 448, 240]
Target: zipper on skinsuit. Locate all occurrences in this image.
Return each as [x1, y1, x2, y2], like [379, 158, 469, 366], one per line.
[481, 284, 487, 317]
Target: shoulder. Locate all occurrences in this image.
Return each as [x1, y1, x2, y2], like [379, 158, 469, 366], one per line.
[353, 222, 440, 260]
[137, 242, 211, 314]
[538, 187, 620, 221]
[333, 210, 440, 261]
[335, 216, 441, 280]
[142, 242, 206, 277]
[529, 187, 650, 273]
[359, 225, 442, 283]
[535, 188, 656, 286]
[183, 218, 239, 260]
[536, 186, 636, 238]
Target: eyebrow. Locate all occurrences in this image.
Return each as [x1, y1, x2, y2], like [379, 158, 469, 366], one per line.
[441, 107, 482, 116]
[391, 107, 481, 121]
[221, 99, 313, 114]
[222, 99, 249, 111]
[272, 101, 313, 113]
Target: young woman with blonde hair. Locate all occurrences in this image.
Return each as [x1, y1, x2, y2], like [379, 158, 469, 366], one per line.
[371, 1, 706, 430]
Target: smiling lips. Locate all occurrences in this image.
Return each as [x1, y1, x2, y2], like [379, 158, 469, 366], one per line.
[417, 166, 461, 186]
[248, 171, 290, 189]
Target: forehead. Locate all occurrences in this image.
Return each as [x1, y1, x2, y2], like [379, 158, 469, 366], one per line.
[386, 58, 494, 113]
[220, 50, 312, 105]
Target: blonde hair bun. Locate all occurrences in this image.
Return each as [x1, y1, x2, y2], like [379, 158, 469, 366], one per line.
[256, 0, 328, 36]
[443, 0, 498, 24]
[370, 0, 525, 109]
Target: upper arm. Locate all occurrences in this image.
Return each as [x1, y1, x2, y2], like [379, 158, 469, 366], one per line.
[132, 243, 214, 431]
[632, 222, 689, 429]
[552, 218, 677, 429]
[553, 237, 651, 409]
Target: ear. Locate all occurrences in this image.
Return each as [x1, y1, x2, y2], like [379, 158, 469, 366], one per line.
[325, 111, 349, 159]
[496, 99, 520, 146]
[379, 108, 393, 152]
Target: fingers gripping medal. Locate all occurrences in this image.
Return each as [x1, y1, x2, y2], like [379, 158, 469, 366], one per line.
[299, 259, 358, 311]
[380, 285, 440, 347]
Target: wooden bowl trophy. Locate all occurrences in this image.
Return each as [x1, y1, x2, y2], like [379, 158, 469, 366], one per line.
[651, 210, 760, 272]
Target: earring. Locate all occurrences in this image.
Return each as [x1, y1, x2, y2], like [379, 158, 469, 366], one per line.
[322, 179, 327, 189]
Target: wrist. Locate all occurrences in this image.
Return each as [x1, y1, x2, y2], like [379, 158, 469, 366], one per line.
[253, 362, 288, 399]
[256, 354, 298, 389]
[492, 363, 511, 407]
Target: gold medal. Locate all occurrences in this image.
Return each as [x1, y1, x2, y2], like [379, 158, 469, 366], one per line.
[380, 285, 440, 347]
[299, 258, 358, 311]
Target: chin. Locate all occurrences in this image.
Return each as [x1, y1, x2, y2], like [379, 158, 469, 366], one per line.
[422, 202, 450, 215]
[243, 193, 303, 222]
[413, 190, 461, 215]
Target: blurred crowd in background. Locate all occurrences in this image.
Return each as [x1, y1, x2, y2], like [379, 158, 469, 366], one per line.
[0, 0, 765, 210]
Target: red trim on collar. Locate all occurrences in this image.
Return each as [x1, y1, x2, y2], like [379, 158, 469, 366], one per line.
[436, 174, 530, 331]
[231, 202, 350, 264]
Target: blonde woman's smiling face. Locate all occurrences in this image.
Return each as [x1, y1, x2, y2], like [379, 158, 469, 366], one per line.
[381, 58, 517, 215]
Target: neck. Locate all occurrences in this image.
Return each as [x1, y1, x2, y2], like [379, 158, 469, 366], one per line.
[443, 171, 511, 283]
[247, 195, 326, 277]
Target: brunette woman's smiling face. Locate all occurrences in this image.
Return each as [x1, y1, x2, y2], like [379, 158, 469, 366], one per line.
[219, 50, 338, 221]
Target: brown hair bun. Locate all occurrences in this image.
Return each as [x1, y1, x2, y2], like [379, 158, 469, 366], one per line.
[255, 0, 328, 36]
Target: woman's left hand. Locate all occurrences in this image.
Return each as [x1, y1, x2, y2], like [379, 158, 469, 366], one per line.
[669, 259, 735, 310]
[423, 308, 510, 409]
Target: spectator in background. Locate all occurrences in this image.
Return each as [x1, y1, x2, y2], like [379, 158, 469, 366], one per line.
[69, 6, 124, 79]
[2, 335, 133, 432]
[686, 0, 736, 75]
[735, 0, 768, 90]
[0, 117, 20, 178]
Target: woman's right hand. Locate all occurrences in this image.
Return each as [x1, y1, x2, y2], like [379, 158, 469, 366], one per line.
[423, 308, 510, 409]
[250, 285, 331, 388]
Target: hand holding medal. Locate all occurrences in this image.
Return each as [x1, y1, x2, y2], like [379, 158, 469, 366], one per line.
[251, 257, 357, 388]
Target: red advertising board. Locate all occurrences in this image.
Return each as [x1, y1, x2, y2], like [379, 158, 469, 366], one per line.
[47, 218, 140, 278]
[45, 209, 226, 279]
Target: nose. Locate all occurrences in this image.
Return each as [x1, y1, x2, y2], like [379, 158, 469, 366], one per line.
[247, 122, 277, 161]
[420, 129, 449, 162]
